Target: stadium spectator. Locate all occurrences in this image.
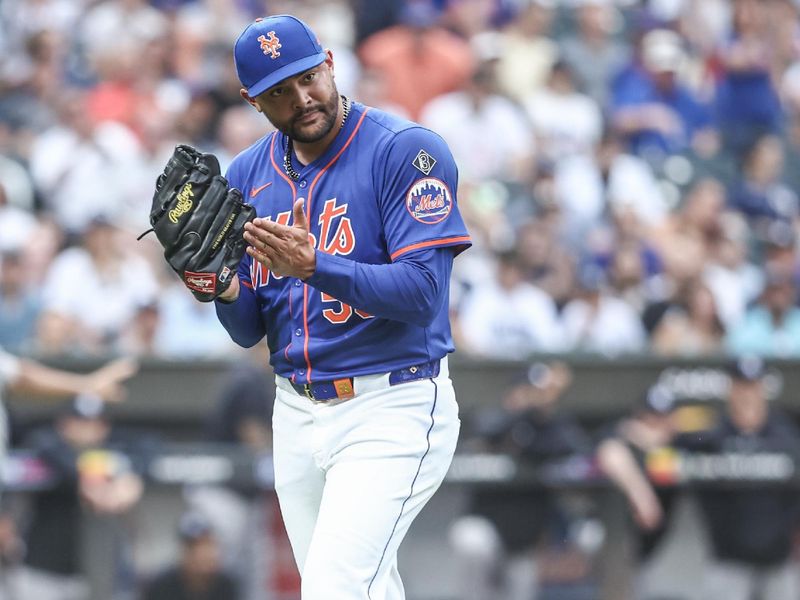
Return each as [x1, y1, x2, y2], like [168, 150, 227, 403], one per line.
[420, 58, 535, 184]
[606, 241, 658, 315]
[458, 249, 564, 359]
[611, 28, 715, 160]
[702, 212, 763, 331]
[651, 278, 726, 356]
[553, 128, 667, 246]
[141, 510, 240, 600]
[726, 264, 800, 357]
[714, 0, 784, 161]
[492, 0, 558, 103]
[559, 0, 630, 109]
[37, 216, 158, 357]
[118, 301, 161, 358]
[358, 1, 474, 120]
[28, 89, 145, 233]
[727, 134, 799, 242]
[449, 361, 593, 600]
[514, 217, 576, 308]
[652, 177, 727, 262]
[560, 263, 647, 356]
[523, 60, 603, 162]
[151, 282, 239, 360]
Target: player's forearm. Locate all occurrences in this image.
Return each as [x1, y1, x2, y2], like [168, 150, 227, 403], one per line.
[214, 283, 267, 347]
[10, 360, 93, 397]
[597, 439, 654, 499]
[305, 248, 449, 327]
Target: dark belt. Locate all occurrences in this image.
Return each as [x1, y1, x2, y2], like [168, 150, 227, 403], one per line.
[290, 359, 441, 402]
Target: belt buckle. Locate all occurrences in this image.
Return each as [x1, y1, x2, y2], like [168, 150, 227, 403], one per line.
[302, 384, 315, 401]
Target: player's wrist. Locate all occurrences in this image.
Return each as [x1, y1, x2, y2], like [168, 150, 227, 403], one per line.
[298, 250, 317, 281]
[216, 275, 241, 303]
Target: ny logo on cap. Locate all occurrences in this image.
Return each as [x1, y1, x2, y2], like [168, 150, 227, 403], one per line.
[258, 31, 281, 59]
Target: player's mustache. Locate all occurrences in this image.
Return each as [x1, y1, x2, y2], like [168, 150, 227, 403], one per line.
[293, 106, 327, 121]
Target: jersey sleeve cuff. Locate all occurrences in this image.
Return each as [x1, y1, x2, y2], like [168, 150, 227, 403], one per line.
[390, 236, 472, 261]
[305, 250, 356, 290]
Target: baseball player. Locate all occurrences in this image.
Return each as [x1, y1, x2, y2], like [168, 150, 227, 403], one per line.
[211, 14, 471, 600]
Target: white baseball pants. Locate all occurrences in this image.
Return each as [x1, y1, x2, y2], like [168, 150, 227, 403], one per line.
[272, 358, 460, 600]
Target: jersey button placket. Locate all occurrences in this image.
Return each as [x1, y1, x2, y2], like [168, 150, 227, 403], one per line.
[299, 180, 307, 188]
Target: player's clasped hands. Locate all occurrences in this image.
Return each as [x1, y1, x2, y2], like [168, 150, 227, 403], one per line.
[244, 198, 317, 280]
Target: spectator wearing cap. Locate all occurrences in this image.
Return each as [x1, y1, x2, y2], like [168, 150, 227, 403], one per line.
[560, 262, 646, 356]
[674, 356, 800, 600]
[12, 394, 144, 600]
[140, 510, 240, 600]
[449, 361, 593, 600]
[596, 384, 683, 599]
[726, 264, 800, 357]
[610, 28, 715, 160]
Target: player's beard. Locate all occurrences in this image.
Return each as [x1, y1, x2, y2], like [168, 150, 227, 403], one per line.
[283, 87, 340, 143]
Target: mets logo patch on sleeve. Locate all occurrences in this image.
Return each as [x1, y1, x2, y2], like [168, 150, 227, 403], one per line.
[406, 178, 453, 224]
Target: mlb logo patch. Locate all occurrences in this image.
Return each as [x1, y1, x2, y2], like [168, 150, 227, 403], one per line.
[405, 178, 453, 224]
[412, 149, 436, 175]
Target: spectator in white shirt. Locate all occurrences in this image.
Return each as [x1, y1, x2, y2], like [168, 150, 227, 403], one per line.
[457, 250, 564, 359]
[38, 217, 158, 356]
[28, 89, 145, 234]
[524, 60, 603, 162]
[420, 60, 535, 184]
[561, 263, 647, 356]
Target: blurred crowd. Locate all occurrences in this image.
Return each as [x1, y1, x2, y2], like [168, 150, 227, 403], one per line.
[1, 0, 800, 361]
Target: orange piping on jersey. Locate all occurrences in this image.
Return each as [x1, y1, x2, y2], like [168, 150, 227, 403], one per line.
[390, 236, 472, 261]
[241, 279, 254, 290]
[302, 107, 371, 382]
[269, 133, 302, 378]
[269, 134, 298, 196]
[302, 284, 311, 381]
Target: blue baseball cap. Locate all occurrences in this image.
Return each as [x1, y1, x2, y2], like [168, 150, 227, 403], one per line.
[234, 15, 326, 98]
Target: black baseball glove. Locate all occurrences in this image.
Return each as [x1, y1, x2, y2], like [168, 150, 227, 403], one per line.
[142, 144, 256, 302]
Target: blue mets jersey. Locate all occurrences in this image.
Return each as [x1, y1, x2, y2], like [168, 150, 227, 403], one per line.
[215, 102, 471, 383]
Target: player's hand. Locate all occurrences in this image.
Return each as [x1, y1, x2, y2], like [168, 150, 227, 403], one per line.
[244, 198, 316, 280]
[84, 358, 139, 404]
